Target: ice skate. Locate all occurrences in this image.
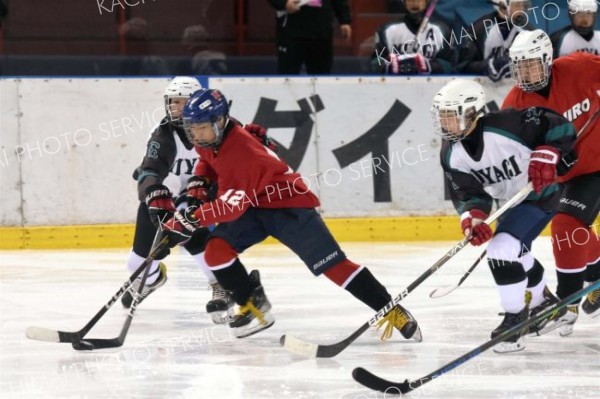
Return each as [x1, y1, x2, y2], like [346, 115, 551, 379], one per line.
[376, 304, 422, 342]
[581, 286, 600, 318]
[229, 270, 275, 338]
[492, 309, 527, 353]
[121, 262, 168, 308]
[528, 286, 573, 336]
[558, 305, 579, 337]
[206, 282, 235, 324]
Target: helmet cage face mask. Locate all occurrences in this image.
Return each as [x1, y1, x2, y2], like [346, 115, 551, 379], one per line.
[509, 57, 550, 92]
[431, 105, 479, 142]
[183, 116, 228, 148]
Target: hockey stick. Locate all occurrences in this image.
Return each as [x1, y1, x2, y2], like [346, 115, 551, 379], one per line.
[352, 278, 600, 394]
[429, 250, 486, 298]
[410, 0, 438, 53]
[280, 183, 533, 358]
[25, 233, 170, 347]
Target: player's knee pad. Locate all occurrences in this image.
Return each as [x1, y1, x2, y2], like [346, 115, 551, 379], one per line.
[551, 213, 589, 271]
[324, 259, 362, 287]
[204, 237, 238, 268]
[487, 232, 521, 262]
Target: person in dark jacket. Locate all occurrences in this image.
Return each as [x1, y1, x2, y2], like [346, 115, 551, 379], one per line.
[267, 0, 352, 74]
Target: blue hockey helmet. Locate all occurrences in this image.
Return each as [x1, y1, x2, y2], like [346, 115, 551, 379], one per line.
[183, 88, 230, 148]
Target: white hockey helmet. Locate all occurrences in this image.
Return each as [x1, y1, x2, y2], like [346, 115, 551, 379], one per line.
[508, 29, 553, 92]
[431, 79, 486, 142]
[568, 0, 598, 36]
[164, 76, 202, 124]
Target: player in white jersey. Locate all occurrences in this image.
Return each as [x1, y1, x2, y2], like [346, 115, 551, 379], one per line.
[371, 0, 454, 74]
[434, 79, 577, 352]
[550, 0, 600, 58]
[457, 0, 532, 81]
[122, 77, 235, 324]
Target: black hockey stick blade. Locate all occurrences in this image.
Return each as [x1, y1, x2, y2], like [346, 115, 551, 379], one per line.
[352, 368, 411, 394]
[429, 250, 487, 298]
[26, 234, 169, 346]
[280, 184, 531, 358]
[353, 279, 600, 394]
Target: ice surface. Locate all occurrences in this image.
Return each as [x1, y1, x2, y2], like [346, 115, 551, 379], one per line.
[1, 238, 598, 398]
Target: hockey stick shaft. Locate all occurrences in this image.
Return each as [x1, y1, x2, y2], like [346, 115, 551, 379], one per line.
[411, 0, 438, 53]
[26, 234, 169, 344]
[72, 232, 167, 350]
[353, 279, 600, 394]
[429, 250, 486, 298]
[281, 183, 532, 357]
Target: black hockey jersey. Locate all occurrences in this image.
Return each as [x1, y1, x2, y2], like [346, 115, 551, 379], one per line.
[441, 108, 576, 215]
[134, 118, 198, 202]
[550, 26, 600, 58]
[457, 11, 531, 74]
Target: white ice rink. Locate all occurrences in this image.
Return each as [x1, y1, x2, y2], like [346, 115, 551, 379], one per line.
[1, 238, 599, 399]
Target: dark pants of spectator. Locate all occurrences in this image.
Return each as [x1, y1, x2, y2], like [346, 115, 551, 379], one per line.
[276, 37, 333, 74]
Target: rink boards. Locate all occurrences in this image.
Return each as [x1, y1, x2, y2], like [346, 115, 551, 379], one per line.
[0, 76, 572, 248]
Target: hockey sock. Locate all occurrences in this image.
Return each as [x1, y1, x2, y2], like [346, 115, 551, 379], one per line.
[127, 250, 161, 285]
[552, 213, 589, 272]
[522, 254, 546, 308]
[585, 258, 600, 283]
[191, 251, 217, 284]
[487, 233, 527, 313]
[208, 258, 251, 306]
[342, 267, 392, 311]
[556, 270, 586, 303]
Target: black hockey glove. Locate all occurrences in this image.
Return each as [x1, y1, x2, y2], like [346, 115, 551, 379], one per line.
[487, 55, 510, 82]
[161, 209, 199, 247]
[145, 184, 176, 228]
[186, 176, 211, 208]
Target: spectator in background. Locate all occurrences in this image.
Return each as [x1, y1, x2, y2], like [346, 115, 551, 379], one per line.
[267, 0, 352, 75]
[371, 0, 454, 75]
[181, 25, 227, 75]
[457, 0, 532, 82]
[551, 0, 599, 58]
[119, 17, 170, 76]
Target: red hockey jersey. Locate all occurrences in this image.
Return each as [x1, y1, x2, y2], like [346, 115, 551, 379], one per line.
[502, 52, 600, 181]
[192, 122, 320, 226]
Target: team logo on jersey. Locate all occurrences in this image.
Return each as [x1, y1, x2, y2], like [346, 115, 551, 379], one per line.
[170, 158, 198, 176]
[563, 98, 590, 122]
[470, 155, 522, 185]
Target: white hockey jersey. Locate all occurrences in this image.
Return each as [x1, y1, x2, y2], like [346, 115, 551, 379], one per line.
[551, 27, 600, 57]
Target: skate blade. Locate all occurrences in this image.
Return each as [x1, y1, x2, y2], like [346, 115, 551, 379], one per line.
[559, 324, 574, 337]
[493, 340, 525, 353]
[409, 326, 423, 343]
[232, 314, 275, 338]
[530, 314, 577, 336]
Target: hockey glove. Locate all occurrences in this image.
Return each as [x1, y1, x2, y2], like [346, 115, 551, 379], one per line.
[528, 145, 560, 194]
[387, 53, 431, 75]
[160, 209, 199, 247]
[244, 123, 279, 153]
[186, 176, 211, 208]
[487, 55, 510, 82]
[461, 209, 493, 246]
[145, 184, 176, 228]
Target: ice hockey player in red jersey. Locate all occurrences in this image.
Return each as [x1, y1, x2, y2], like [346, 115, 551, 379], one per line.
[435, 79, 576, 352]
[160, 88, 422, 341]
[503, 29, 600, 335]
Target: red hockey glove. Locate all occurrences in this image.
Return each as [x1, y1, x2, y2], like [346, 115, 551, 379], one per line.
[387, 53, 431, 75]
[145, 184, 176, 228]
[186, 176, 211, 208]
[461, 209, 493, 246]
[528, 145, 560, 194]
[160, 209, 199, 247]
[244, 123, 279, 153]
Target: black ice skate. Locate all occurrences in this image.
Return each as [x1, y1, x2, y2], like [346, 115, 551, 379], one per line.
[527, 286, 574, 336]
[206, 282, 235, 325]
[228, 270, 275, 338]
[376, 304, 422, 342]
[121, 262, 168, 308]
[491, 308, 527, 353]
[581, 286, 600, 318]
